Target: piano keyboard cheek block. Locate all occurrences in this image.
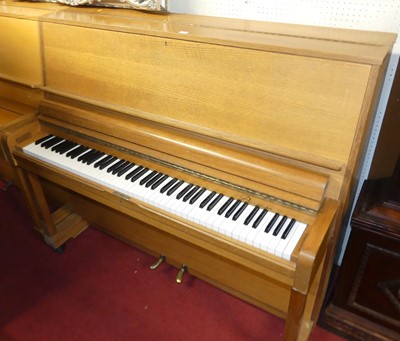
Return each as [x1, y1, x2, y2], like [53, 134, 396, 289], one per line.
[5, 6, 396, 341]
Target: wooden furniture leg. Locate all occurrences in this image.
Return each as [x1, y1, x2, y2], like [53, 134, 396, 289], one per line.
[15, 167, 88, 251]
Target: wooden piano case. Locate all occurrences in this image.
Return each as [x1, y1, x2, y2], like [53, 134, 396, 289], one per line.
[4, 6, 396, 340]
[0, 0, 63, 186]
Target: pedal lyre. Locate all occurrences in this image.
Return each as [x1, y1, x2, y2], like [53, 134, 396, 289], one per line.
[150, 255, 165, 270]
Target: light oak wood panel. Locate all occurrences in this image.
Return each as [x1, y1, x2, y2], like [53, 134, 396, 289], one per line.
[42, 22, 372, 168]
[42, 8, 395, 65]
[0, 80, 43, 109]
[0, 16, 42, 86]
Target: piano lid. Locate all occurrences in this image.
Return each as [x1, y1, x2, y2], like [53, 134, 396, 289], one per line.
[39, 7, 395, 65]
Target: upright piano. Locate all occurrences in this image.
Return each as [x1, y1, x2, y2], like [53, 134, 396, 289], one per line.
[4, 6, 396, 340]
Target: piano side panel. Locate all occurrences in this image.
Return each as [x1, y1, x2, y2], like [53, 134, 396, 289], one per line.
[0, 15, 43, 86]
[0, 1, 61, 183]
[0, 80, 43, 110]
[41, 21, 372, 169]
[0, 81, 40, 183]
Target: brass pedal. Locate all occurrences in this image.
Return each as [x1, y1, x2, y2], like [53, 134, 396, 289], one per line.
[176, 264, 187, 284]
[150, 255, 165, 270]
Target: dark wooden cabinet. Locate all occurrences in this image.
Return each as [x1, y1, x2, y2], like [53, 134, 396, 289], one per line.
[319, 53, 400, 341]
[320, 164, 400, 340]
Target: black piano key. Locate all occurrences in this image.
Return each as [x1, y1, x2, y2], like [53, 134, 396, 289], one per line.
[225, 199, 241, 218]
[58, 141, 78, 155]
[99, 156, 117, 170]
[160, 178, 179, 194]
[131, 167, 149, 182]
[42, 136, 63, 149]
[112, 160, 130, 174]
[232, 202, 248, 221]
[282, 219, 296, 239]
[35, 134, 53, 145]
[125, 165, 143, 180]
[265, 213, 280, 233]
[218, 197, 234, 215]
[145, 172, 164, 188]
[69, 146, 90, 159]
[167, 180, 184, 196]
[117, 163, 135, 177]
[182, 185, 199, 202]
[252, 209, 268, 228]
[244, 206, 259, 226]
[176, 184, 193, 200]
[78, 149, 97, 162]
[93, 154, 111, 168]
[107, 159, 125, 173]
[83, 150, 101, 164]
[66, 145, 86, 158]
[207, 193, 223, 211]
[51, 139, 68, 152]
[272, 216, 287, 236]
[151, 174, 169, 190]
[139, 170, 158, 186]
[189, 187, 206, 205]
[86, 152, 106, 165]
[200, 191, 216, 209]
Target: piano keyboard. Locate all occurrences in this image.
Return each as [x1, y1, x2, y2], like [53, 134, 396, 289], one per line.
[22, 135, 307, 260]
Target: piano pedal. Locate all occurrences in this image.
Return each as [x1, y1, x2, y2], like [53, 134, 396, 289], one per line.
[2, 179, 13, 192]
[176, 265, 187, 284]
[149, 255, 166, 270]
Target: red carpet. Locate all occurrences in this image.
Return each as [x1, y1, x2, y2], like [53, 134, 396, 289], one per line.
[0, 181, 345, 340]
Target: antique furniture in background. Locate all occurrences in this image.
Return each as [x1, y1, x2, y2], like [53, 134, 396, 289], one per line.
[321, 156, 399, 340]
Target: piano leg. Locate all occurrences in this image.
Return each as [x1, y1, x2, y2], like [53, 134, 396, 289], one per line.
[285, 288, 309, 340]
[0, 159, 14, 191]
[27, 171, 58, 236]
[16, 168, 48, 233]
[16, 168, 88, 251]
[285, 242, 336, 340]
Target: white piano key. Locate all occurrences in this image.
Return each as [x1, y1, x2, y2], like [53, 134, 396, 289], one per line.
[274, 219, 297, 259]
[145, 176, 175, 205]
[245, 211, 274, 246]
[181, 189, 210, 221]
[201, 195, 228, 231]
[217, 201, 243, 236]
[267, 218, 291, 255]
[282, 223, 307, 260]
[230, 204, 257, 240]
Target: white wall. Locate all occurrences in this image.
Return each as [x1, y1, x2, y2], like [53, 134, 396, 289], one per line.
[169, 0, 400, 264]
